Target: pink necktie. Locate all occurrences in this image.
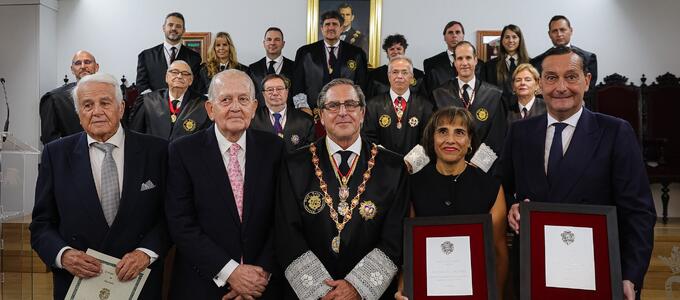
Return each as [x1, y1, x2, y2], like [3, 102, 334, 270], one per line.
[227, 143, 244, 221]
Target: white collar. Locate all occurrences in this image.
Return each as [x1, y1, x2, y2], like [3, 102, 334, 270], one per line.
[324, 40, 340, 49]
[215, 125, 247, 154]
[457, 76, 476, 90]
[326, 135, 362, 155]
[518, 96, 536, 112]
[266, 55, 283, 64]
[87, 124, 125, 146]
[389, 89, 411, 103]
[268, 106, 287, 117]
[446, 49, 455, 64]
[506, 54, 518, 62]
[168, 90, 186, 102]
[547, 106, 582, 128]
[163, 41, 182, 51]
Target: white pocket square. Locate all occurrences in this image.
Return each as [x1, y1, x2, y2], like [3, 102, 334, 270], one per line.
[140, 180, 156, 191]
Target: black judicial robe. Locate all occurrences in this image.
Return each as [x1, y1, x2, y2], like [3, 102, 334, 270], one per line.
[432, 80, 507, 161]
[39, 82, 83, 144]
[276, 138, 409, 299]
[250, 106, 315, 153]
[363, 92, 433, 155]
[365, 65, 427, 99]
[506, 97, 547, 125]
[291, 40, 367, 109]
[248, 56, 295, 105]
[128, 89, 211, 141]
[423, 51, 485, 97]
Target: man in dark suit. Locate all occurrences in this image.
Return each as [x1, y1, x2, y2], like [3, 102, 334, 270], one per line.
[250, 74, 315, 153]
[364, 56, 433, 155]
[433, 41, 506, 163]
[338, 3, 368, 55]
[129, 60, 210, 141]
[291, 10, 367, 115]
[166, 69, 284, 299]
[30, 73, 169, 300]
[423, 21, 484, 97]
[136, 12, 202, 93]
[277, 78, 409, 299]
[365, 34, 426, 99]
[39, 50, 98, 144]
[248, 27, 295, 106]
[530, 15, 598, 108]
[504, 46, 655, 300]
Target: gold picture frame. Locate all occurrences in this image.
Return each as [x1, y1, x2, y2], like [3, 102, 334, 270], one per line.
[476, 30, 501, 62]
[181, 32, 212, 63]
[307, 0, 382, 68]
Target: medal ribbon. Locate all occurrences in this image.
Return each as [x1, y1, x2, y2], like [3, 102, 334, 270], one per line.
[168, 97, 181, 117]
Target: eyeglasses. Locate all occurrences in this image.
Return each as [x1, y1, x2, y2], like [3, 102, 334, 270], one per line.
[322, 100, 362, 112]
[72, 59, 94, 66]
[214, 96, 252, 107]
[168, 69, 192, 77]
[389, 70, 411, 77]
[263, 87, 287, 94]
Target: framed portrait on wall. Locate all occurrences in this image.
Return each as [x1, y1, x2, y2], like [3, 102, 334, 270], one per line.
[307, 0, 382, 68]
[476, 30, 501, 62]
[181, 32, 212, 63]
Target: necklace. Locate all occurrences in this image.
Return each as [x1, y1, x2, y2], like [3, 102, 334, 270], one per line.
[310, 143, 378, 253]
[327, 142, 360, 215]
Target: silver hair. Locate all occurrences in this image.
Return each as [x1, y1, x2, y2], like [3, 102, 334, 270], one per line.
[208, 69, 256, 101]
[387, 55, 414, 74]
[168, 60, 193, 75]
[317, 78, 366, 109]
[71, 72, 123, 112]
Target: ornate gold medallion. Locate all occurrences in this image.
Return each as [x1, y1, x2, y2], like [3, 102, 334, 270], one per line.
[332, 234, 341, 253]
[359, 200, 377, 220]
[396, 122, 402, 129]
[303, 191, 325, 214]
[379, 115, 391, 127]
[171, 114, 177, 123]
[410, 78, 417, 86]
[339, 185, 350, 202]
[338, 201, 349, 217]
[409, 116, 419, 127]
[476, 108, 489, 122]
[183, 119, 196, 132]
[347, 59, 357, 71]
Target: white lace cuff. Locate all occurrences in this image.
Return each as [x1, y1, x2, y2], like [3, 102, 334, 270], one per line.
[345, 248, 398, 300]
[284, 251, 333, 299]
[293, 93, 310, 109]
[403, 144, 430, 174]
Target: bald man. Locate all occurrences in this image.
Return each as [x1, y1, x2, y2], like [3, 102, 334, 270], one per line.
[39, 50, 99, 144]
[129, 60, 211, 141]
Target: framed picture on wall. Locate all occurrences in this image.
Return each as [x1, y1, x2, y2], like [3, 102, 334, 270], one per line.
[476, 30, 501, 62]
[306, 0, 382, 68]
[182, 32, 212, 63]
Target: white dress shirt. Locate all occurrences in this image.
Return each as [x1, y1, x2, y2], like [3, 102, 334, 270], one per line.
[266, 55, 284, 75]
[447, 49, 455, 65]
[327, 135, 362, 169]
[518, 96, 536, 118]
[389, 89, 411, 104]
[168, 91, 186, 108]
[268, 106, 287, 129]
[457, 76, 477, 105]
[213, 126, 247, 286]
[324, 40, 340, 64]
[544, 107, 583, 173]
[505, 54, 519, 69]
[163, 41, 182, 66]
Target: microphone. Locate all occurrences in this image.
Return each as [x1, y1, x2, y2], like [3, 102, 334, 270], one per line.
[1, 78, 9, 142]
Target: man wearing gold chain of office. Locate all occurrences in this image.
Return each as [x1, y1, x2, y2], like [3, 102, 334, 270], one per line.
[276, 78, 409, 300]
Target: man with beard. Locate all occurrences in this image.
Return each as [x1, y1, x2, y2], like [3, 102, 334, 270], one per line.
[39, 50, 98, 144]
[136, 12, 202, 93]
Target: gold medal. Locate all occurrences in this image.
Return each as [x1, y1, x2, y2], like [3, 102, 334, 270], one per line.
[476, 108, 489, 121]
[339, 185, 349, 202]
[171, 114, 177, 123]
[332, 235, 341, 253]
[409, 116, 419, 127]
[347, 59, 357, 71]
[183, 119, 196, 132]
[359, 200, 377, 220]
[396, 122, 402, 129]
[303, 191, 325, 214]
[379, 115, 391, 127]
[396, 110, 404, 119]
[338, 201, 349, 217]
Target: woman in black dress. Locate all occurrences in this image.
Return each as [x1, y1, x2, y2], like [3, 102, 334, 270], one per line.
[396, 107, 508, 298]
[197, 31, 249, 94]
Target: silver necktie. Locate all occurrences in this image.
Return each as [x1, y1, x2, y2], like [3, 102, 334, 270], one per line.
[92, 143, 120, 226]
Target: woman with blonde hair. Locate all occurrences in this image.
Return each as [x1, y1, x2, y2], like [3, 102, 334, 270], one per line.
[198, 31, 249, 94]
[507, 63, 546, 124]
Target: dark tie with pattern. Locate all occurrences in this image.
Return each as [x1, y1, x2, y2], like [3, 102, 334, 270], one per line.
[328, 46, 337, 73]
[92, 143, 119, 226]
[547, 122, 568, 186]
[170, 47, 177, 63]
[522, 107, 528, 119]
[461, 84, 471, 108]
[337, 150, 352, 175]
[171, 100, 180, 111]
[509, 57, 517, 75]
[273, 112, 283, 136]
[267, 61, 276, 75]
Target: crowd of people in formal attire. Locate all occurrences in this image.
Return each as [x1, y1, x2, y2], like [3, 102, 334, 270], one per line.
[33, 6, 655, 300]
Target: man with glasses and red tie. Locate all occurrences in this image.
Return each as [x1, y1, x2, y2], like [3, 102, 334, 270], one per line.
[129, 60, 210, 141]
[363, 56, 433, 155]
[277, 78, 409, 299]
[166, 69, 285, 299]
[250, 74, 315, 153]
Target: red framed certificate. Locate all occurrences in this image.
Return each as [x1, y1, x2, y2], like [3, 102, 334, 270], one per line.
[520, 202, 622, 300]
[404, 214, 497, 299]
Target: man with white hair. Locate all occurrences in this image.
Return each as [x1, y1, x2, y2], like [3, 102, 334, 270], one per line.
[31, 73, 170, 299]
[129, 60, 211, 140]
[165, 69, 284, 299]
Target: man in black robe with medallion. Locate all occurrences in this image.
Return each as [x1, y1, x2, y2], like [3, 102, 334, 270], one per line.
[276, 78, 409, 299]
[363, 56, 433, 155]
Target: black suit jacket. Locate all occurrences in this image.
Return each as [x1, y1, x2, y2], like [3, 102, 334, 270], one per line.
[136, 44, 202, 93]
[197, 62, 250, 95]
[530, 45, 597, 107]
[365, 65, 427, 99]
[501, 109, 656, 289]
[166, 127, 284, 299]
[250, 106, 315, 153]
[506, 97, 547, 125]
[128, 88, 211, 141]
[482, 56, 518, 111]
[291, 40, 367, 108]
[39, 82, 83, 144]
[30, 130, 170, 300]
[248, 56, 295, 105]
[432, 79, 507, 159]
[423, 51, 484, 97]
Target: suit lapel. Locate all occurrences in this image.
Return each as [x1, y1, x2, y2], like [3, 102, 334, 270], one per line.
[241, 130, 259, 227]
[524, 117, 550, 201]
[111, 131, 145, 230]
[70, 133, 110, 230]
[550, 110, 602, 203]
[154, 44, 168, 70]
[202, 126, 242, 227]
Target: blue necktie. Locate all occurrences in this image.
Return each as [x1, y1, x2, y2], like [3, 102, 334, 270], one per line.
[547, 123, 568, 186]
[273, 113, 283, 136]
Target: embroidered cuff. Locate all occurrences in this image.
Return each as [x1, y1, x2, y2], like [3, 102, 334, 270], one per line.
[345, 248, 398, 300]
[293, 93, 310, 109]
[404, 144, 429, 174]
[284, 251, 333, 299]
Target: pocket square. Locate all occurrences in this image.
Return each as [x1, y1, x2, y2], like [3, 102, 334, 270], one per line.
[140, 180, 156, 191]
